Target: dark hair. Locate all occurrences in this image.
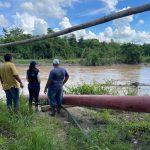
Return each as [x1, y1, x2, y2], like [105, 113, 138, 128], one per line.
[29, 61, 37, 70]
[4, 54, 12, 62]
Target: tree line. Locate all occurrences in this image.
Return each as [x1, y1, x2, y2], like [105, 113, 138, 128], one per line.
[0, 28, 150, 65]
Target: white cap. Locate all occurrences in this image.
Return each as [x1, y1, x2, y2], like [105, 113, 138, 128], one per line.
[53, 59, 59, 65]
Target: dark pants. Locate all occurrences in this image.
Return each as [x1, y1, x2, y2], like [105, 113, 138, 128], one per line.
[28, 88, 40, 107]
[5, 87, 19, 112]
[48, 88, 63, 109]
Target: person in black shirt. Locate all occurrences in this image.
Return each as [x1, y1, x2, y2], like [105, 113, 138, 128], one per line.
[26, 61, 40, 111]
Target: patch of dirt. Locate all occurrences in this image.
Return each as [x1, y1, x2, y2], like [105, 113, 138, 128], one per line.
[64, 107, 99, 131]
[0, 128, 15, 142]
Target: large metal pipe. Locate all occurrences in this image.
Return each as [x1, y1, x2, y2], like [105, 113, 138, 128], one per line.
[38, 95, 150, 113]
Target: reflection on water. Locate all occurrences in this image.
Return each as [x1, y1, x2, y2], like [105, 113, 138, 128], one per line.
[0, 64, 150, 98]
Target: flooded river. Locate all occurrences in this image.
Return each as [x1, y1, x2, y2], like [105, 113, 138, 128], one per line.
[0, 64, 150, 98]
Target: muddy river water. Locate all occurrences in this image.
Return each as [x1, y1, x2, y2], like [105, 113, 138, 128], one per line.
[0, 64, 150, 98]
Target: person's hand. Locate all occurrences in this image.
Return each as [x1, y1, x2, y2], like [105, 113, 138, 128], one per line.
[20, 83, 24, 88]
[44, 88, 47, 94]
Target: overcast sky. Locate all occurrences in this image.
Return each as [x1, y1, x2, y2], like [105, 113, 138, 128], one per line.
[0, 0, 150, 44]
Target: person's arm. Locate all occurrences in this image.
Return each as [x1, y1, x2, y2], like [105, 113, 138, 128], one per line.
[63, 70, 69, 85]
[13, 75, 24, 88]
[63, 76, 69, 85]
[44, 80, 52, 94]
[11, 63, 24, 88]
[37, 72, 41, 83]
[44, 71, 53, 94]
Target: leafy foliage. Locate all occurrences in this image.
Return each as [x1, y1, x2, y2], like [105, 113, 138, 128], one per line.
[0, 28, 150, 65]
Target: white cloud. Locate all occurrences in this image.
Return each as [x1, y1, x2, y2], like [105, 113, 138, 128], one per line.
[83, 7, 106, 16]
[98, 7, 150, 44]
[83, 0, 119, 16]
[0, 14, 8, 27]
[59, 17, 72, 29]
[32, 19, 48, 35]
[138, 19, 144, 25]
[58, 16, 150, 44]
[134, 31, 150, 43]
[21, 2, 33, 12]
[59, 17, 83, 39]
[113, 15, 133, 27]
[98, 14, 150, 44]
[111, 12, 135, 41]
[21, 0, 77, 19]
[53, 28, 60, 32]
[59, 17, 98, 40]
[104, 27, 113, 37]
[14, 12, 48, 35]
[99, 27, 114, 42]
[0, 1, 11, 8]
[99, 0, 119, 11]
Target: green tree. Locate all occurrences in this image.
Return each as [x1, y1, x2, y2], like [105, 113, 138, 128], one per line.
[120, 43, 142, 64]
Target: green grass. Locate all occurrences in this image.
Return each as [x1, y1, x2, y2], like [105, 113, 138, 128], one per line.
[64, 108, 150, 150]
[65, 82, 150, 150]
[66, 81, 138, 96]
[0, 97, 67, 150]
[0, 95, 99, 150]
[0, 83, 150, 150]
[13, 58, 81, 65]
[90, 110, 150, 150]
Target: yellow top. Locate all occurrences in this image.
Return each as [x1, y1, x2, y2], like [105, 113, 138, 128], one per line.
[0, 62, 20, 90]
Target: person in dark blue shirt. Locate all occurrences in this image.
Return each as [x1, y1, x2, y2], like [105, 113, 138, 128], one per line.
[44, 59, 69, 116]
[27, 61, 40, 111]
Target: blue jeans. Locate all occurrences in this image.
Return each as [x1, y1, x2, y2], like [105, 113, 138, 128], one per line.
[48, 88, 63, 107]
[5, 87, 19, 111]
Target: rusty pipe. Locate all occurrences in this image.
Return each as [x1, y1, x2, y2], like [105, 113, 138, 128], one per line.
[37, 95, 150, 113]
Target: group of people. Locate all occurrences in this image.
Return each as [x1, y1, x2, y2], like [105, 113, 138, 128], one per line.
[0, 54, 69, 116]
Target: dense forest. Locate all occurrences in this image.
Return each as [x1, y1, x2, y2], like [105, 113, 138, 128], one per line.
[0, 28, 150, 65]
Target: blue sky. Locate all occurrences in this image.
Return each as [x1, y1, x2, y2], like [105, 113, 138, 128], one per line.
[0, 0, 150, 43]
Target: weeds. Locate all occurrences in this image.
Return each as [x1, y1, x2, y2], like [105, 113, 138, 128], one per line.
[0, 97, 66, 150]
[0, 82, 149, 150]
[66, 81, 139, 96]
[66, 82, 111, 95]
[65, 82, 150, 150]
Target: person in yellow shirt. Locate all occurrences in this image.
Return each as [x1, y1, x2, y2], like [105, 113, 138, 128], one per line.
[0, 54, 24, 112]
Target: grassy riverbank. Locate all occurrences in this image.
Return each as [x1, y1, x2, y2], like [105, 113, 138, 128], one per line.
[7, 58, 150, 66]
[0, 83, 150, 150]
[13, 58, 81, 65]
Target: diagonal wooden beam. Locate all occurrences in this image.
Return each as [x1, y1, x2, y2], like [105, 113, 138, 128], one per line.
[0, 3, 150, 47]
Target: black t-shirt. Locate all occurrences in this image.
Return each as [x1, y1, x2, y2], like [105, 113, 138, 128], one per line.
[27, 68, 39, 84]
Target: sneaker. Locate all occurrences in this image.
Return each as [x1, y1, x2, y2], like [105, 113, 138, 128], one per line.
[48, 110, 56, 116]
[57, 105, 61, 114]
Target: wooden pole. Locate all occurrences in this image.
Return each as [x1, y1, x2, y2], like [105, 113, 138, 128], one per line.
[0, 3, 150, 47]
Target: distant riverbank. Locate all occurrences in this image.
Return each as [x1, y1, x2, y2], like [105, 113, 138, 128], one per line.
[0, 58, 148, 67]
[13, 58, 81, 65]
[1, 57, 150, 68]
